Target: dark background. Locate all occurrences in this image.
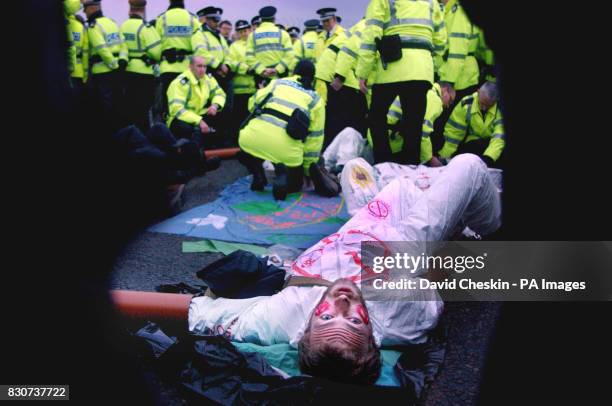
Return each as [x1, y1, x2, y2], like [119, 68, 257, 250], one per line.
[1, 1, 610, 404]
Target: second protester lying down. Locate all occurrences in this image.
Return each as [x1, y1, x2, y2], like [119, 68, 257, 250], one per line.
[189, 154, 501, 385]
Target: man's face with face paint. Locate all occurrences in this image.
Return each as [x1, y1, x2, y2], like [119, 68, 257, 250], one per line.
[308, 278, 371, 353]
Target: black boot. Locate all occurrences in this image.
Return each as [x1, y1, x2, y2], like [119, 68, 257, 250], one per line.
[237, 151, 267, 191]
[273, 163, 288, 201]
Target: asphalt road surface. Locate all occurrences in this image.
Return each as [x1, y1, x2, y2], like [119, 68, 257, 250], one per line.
[112, 159, 500, 405]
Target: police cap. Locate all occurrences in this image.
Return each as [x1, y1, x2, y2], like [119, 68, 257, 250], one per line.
[251, 15, 262, 25]
[198, 6, 223, 20]
[235, 20, 250, 31]
[304, 19, 319, 30]
[259, 6, 277, 20]
[287, 26, 300, 37]
[316, 7, 337, 21]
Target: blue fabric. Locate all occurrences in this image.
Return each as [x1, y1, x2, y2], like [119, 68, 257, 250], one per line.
[149, 176, 350, 248]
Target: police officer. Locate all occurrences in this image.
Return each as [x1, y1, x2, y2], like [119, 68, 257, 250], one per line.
[83, 0, 127, 129]
[315, 11, 355, 148]
[315, 8, 345, 60]
[64, 0, 88, 104]
[195, 7, 232, 104]
[246, 6, 294, 88]
[228, 20, 256, 144]
[292, 19, 319, 68]
[287, 26, 300, 44]
[166, 55, 226, 160]
[356, 0, 447, 165]
[121, 0, 161, 132]
[313, 8, 346, 101]
[438, 82, 505, 167]
[238, 60, 325, 201]
[155, 0, 202, 108]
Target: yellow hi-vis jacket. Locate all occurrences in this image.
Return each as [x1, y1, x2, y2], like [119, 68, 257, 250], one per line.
[87, 15, 127, 75]
[438, 0, 479, 91]
[238, 77, 325, 173]
[315, 24, 346, 60]
[195, 25, 230, 70]
[228, 39, 256, 95]
[334, 19, 372, 90]
[292, 30, 319, 69]
[246, 22, 295, 77]
[64, 0, 83, 79]
[367, 83, 443, 163]
[155, 7, 202, 74]
[315, 28, 353, 84]
[67, 15, 89, 82]
[121, 17, 161, 76]
[166, 70, 226, 127]
[438, 92, 505, 162]
[356, 0, 447, 84]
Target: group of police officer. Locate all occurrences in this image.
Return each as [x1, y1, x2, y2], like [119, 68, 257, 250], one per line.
[64, 0, 505, 201]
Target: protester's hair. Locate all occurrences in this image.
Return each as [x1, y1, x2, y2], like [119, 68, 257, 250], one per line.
[219, 20, 232, 27]
[298, 323, 381, 385]
[480, 81, 499, 101]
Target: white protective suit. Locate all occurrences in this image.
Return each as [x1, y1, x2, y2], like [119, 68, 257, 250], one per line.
[189, 154, 501, 349]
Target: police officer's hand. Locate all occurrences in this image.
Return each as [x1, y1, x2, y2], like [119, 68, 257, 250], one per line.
[199, 119, 211, 134]
[206, 104, 219, 117]
[220, 64, 229, 75]
[427, 156, 444, 167]
[331, 77, 344, 91]
[359, 79, 368, 95]
[118, 59, 128, 72]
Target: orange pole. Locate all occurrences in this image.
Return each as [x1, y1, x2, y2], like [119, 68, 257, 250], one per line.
[204, 147, 240, 160]
[110, 290, 192, 322]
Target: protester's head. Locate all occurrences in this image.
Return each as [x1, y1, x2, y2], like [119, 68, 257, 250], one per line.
[189, 56, 207, 79]
[294, 59, 316, 90]
[298, 278, 381, 385]
[235, 20, 251, 41]
[219, 20, 232, 39]
[478, 81, 499, 112]
[81, 0, 101, 17]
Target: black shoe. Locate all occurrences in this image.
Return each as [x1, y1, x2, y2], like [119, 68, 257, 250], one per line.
[251, 169, 267, 191]
[204, 156, 221, 172]
[273, 164, 288, 201]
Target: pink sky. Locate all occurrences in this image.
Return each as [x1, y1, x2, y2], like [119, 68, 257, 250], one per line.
[90, 0, 367, 30]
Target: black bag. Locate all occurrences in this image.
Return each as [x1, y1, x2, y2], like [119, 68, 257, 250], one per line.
[309, 163, 341, 197]
[376, 35, 403, 65]
[286, 108, 310, 141]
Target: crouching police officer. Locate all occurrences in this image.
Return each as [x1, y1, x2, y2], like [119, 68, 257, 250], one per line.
[237, 60, 326, 201]
[166, 55, 226, 170]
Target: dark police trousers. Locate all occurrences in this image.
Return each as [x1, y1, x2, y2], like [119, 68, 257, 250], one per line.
[324, 83, 368, 150]
[232, 93, 253, 146]
[91, 70, 124, 130]
[124, 72, 155, 133]
[369, 80, 431, 165]
[170, 119, 205, 150]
